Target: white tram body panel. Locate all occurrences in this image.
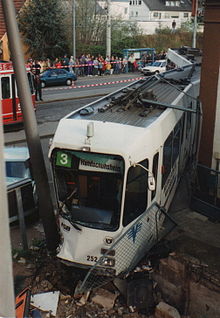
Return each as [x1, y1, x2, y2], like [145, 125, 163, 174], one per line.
[49, 65, 200, 272]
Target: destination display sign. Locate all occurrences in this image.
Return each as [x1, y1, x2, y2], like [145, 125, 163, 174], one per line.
[0, 62, 30, 72]
[55, 150, 123, 174]
[79, 158, 121, 174]
[0, 62, 13, 71]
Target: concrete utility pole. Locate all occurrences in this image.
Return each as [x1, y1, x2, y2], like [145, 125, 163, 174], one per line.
[72, 0, 76, 59]
[0, 105, 15, 318]
[106, 0, 111, 58]
[1, 0, 60, 253]
[192, 0, 198, 48]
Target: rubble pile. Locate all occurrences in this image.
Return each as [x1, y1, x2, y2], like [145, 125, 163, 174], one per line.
[13, 242, 184, 318]
[14, 238, 220, 318]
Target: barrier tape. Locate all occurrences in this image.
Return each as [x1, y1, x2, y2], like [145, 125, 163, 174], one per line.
[30, 60, 129, 70]
[44, 76, 145, 91]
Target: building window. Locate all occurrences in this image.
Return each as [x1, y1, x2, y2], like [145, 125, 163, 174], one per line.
[184, 12, 189, 18]
[136, 11, 138, 16]
[153, 12, 158, 17]
[139, 0, 142, 4]
[171, 15, 179, 18]
[166, 0, 180, 6]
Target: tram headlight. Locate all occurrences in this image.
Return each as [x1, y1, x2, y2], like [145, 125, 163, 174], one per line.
[102, 257, 115, 267]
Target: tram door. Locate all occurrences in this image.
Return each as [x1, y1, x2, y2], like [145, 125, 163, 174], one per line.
[11, 74, 18, 121]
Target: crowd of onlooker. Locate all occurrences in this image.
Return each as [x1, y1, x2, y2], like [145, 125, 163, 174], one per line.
[27, 51, 167, 77]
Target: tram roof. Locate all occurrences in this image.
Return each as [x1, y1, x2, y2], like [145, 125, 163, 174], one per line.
[68, 64, 200, 129]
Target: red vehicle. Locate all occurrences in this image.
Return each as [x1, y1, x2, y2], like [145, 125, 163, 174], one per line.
[0, 61, 36, 127]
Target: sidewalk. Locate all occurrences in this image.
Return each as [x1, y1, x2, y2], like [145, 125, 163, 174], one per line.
[167, 176, 220, 273]
[4, 121, 58, 145]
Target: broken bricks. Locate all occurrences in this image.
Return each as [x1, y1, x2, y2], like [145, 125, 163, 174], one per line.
[91, 288, 119, 310]
[155, 302, 181, 318]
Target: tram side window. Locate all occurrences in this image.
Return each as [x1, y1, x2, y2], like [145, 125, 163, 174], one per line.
[151, 152, 159, 200]
[123, 159, 148, 227]
[162, 133, 173, 188]
[173, 122, 181, 163]
[162, 120, 181, 188]
[1, 77, 11, 99]
[186, 102, 193, 138]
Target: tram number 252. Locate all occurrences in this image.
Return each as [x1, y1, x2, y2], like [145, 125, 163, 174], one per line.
[87, 255, 98, 262]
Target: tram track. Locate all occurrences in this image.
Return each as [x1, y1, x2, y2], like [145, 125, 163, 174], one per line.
[38, 91, 108, 105]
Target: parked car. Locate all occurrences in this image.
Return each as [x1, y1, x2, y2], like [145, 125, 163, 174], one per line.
[141, 60, 167, 75]
[40, 68, 77, 88]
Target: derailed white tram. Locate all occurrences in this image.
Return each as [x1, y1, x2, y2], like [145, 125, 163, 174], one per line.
[49, 63, 200, 275]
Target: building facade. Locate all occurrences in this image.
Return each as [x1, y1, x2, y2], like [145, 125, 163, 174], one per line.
[98, 0, 130, 20]
[129, 0, 192, 34]
[0, 0, 25, 60]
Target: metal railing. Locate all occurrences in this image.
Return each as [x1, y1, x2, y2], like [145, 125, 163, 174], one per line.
[77, 202, 176, 294]
[191, 164, 220, 220]
[7, 178, 37, 249]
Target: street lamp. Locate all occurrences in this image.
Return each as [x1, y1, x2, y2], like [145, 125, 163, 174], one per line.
[192, 0, 198, 48]
[106, 0, 111, 58]
[72, 0, 76, 59]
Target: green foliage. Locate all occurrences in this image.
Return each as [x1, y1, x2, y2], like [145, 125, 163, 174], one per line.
[18, 0, 68, 59]
[111, 20, 142, 56]
[75, 0, 106, 45]
[64, 0, 142, 57]
[139, 28, 203, 53]
[76, 44, 106, 57]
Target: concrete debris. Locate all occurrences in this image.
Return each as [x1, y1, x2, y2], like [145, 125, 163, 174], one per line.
[60, 294, 72, 301]
[129, 305, 136, 312]
[76, 290, 91, 306]
[155, 301, 181, 318]
[13, 252, 19, 259]
[18, 257, 26, 264]
[122, 313, 141, 318]
[34, 223, 45, 234]
[30, 246, 40, 251]
[38, 279, 53, 291]
[26, 263, 35, 269]
[91, 288, 118, 310]
[30, 291, 60, 316]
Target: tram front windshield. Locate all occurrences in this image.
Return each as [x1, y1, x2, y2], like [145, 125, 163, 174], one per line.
[52, 150, 124, 231]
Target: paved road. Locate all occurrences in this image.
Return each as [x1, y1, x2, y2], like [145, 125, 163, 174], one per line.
[41, 72, 143, 102]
